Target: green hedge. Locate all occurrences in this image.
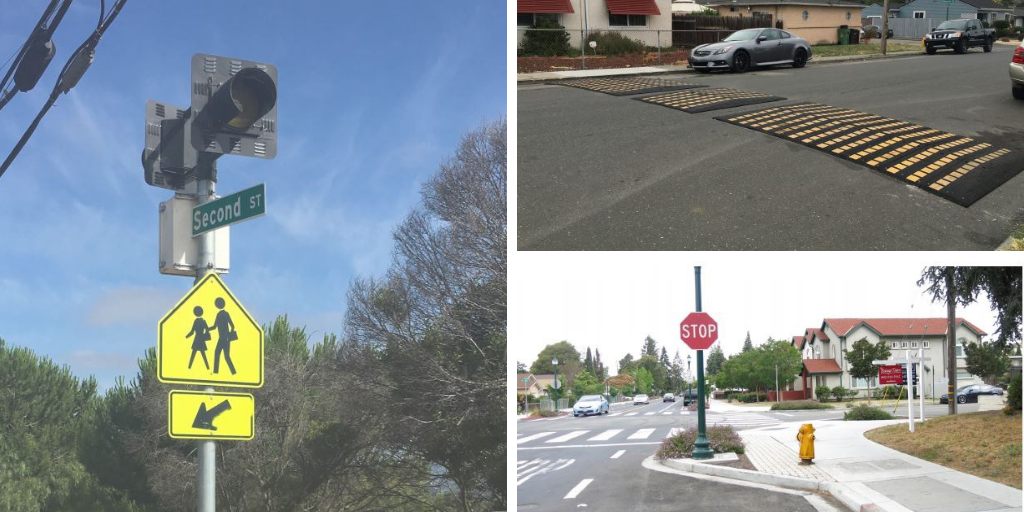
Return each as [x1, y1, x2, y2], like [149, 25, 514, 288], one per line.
[584, 30, 646, 56]
[733, 391, 767, 403]
[520, 18, 572, 57]
[843, 405, 894, 421]
[1005, 373, 1021, 415]
[771, 400, 832, 410]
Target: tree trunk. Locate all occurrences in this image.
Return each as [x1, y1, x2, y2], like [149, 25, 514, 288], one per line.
[946, 267, 957, 415]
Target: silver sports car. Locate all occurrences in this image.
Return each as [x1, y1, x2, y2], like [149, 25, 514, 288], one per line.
[688, 28, 812, 73]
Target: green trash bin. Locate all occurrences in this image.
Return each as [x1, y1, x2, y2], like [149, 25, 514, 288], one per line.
[838, 27, 850, 45]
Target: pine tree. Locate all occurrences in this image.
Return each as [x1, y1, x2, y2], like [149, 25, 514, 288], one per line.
[595, 349, 605, 381]
[742, 332, 754, 352]
[643, 336, 658, 358]
[706, 344, 726, 375]
[584, 347, 595, 376]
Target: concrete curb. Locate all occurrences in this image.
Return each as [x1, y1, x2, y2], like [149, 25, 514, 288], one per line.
[659, 457, 882, 512]
[516, 51, 926, 83]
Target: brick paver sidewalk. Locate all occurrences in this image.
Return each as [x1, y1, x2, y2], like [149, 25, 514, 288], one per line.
[743, 434, 834, 481]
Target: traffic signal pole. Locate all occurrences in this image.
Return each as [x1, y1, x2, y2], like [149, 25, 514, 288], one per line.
[195, 157, 217, 512]
[693, 266, 713, 460]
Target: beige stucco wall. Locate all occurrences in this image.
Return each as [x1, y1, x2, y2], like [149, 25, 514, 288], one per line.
[714, 4, 862, 44]
[517, 0, 674, 49]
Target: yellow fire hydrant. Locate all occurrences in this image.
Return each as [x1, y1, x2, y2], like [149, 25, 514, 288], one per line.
[797, 423, 816, 465]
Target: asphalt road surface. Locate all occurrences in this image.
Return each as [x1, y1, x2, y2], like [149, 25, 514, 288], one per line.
[517, 45, 1024, 250]
[516, 398, 979, 511]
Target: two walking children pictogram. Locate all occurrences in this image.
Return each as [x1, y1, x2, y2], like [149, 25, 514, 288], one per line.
[185, 297, 238, 374]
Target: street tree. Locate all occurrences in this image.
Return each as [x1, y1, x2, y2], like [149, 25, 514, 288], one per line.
[595, 349, 605, 381]
[754, 339, 803, 400]
[637, 354, 668, 393]
[843, 337, 891, 403]
[517, 361, 527, 372]
[964, 342, 1011, 385]
[605, 374, 635, 396]
[742, 332, 754, 352]
[618, 353, 638, 375]
[919, 266, 1022, 348]
[706, 345, 726, 375]
[642, 336, 658, 358]
[573, 370, 603, 397]
[634, 367, 654, 394]
[530, 341, 581, 374]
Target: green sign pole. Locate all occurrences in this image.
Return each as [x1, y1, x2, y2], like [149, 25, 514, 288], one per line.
[692, 266, 714, 460]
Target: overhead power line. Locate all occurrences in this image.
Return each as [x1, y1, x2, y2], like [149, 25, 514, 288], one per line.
[0, 0, 73, 113]
[0, 0, 129, 182]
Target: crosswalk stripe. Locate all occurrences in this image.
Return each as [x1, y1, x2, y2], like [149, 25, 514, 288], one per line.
[564, 479, 594, 499]
[588, 429, 623, 441]
[628, 428, 655, 440]
[517, 432, 555, 444]
[546, 430, 590, 443]
[624, 412, 638, 416]
[662, 411, 673, 415]
[666, 427, 685, 438]
[611, 450, 626, 459]
[644, 412, 655, 416]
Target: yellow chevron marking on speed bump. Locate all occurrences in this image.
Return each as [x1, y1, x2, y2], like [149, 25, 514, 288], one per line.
[869, 133, 956, 168]
[827, 122, 909, 152]
[895, 137, 972, 180]
[930, 148, 1011, 191]
[749, 105, 842, 129]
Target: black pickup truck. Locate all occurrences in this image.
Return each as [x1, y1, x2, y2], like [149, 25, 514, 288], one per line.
[924, 19, 994, 54]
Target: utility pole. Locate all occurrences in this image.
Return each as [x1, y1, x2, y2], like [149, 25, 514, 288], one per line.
[881, 0, 891, 55]
[946, 267, 957, 415]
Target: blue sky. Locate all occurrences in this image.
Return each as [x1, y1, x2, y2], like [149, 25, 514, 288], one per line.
[0, 1, 505, 391]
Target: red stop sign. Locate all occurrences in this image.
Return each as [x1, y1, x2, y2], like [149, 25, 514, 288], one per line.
[680, 312, 718, 350]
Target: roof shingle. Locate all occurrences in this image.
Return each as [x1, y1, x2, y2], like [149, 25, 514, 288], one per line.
[804, 359, 842, 374]
[823, 318, 987, 337]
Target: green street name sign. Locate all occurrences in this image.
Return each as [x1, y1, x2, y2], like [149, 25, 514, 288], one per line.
[192, 183, 266, 237]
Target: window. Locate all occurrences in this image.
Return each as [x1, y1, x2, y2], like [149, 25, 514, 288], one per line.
[901, 341, 909, 349]
[914, 11, 926, 19]
[957, 370, 972, 379]
[518, 13, 560, 27]
[852, 376, 876, 389]
[891, 341, 899, 349]
[780, 30, 792, 38]
[846, 12, 852, 20]
[923, 341, 930, 349]
[956, 337, 966, 357]
[763, 29, 781, 40]
[802, 10, 809, 20]
[911, 341, 919, 349]
[609, 14, 647, 26]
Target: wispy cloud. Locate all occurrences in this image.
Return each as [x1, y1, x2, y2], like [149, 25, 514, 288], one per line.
[60, 348, 140, 374]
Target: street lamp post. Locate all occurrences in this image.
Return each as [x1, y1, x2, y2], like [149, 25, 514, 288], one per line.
[692, 267, 713, 460]
[552, 357, 559, 407]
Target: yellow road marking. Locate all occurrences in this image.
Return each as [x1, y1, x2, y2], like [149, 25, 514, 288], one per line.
[930, 148, 1010, 191]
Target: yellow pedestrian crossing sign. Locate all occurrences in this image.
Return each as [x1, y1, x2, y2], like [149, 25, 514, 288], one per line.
[158, 273, 264, 387]
[168, 390, 255, 440]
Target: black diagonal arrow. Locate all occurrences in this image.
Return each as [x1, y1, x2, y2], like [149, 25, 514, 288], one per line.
[192, 399, 232, 431]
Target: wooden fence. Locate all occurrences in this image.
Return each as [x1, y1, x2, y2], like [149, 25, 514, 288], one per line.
[672, 14, 781, 47]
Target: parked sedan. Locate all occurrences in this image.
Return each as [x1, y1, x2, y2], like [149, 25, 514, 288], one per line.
[632, 394, 650, 405]
[976, 384, 1005, 395]
[938, 385, 985, 404]
[572, 395, 609, 417]
[688, 28, 812, 73]
[1011, 41, 1024, 100]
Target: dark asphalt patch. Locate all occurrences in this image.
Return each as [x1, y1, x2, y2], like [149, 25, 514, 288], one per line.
[637, 87, 786, 113]
[556, 77, 707, 96]
[715, 103, 1024, 207]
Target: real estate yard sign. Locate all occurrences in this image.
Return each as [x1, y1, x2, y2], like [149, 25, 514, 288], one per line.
[878, 364, 903, 385]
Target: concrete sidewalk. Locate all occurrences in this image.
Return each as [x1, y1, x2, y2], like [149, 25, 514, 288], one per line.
[660, 418, 1022, 512]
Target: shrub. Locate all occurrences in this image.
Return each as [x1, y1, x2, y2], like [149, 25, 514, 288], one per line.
[520, 18, 572, 56]
[735, 391, 766, 403]
[655, 425, 745, 459]
[831, 386, 848, 402]
[843, 405, 894, 420]
[816, 385, 831, 402]
[845, 389, 860, 401]
[771, 400, 831, 410]
[1005, 373, 1021, 415]
[871, 387, 885, 400]
[531, 409, 558, 418]
[584, 30, 646, 56]
[993, 20, 1009, 30]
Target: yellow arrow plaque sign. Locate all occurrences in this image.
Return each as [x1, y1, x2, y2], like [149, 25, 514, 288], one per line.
[168, 390, 254, 440]
[158, 273, 264, 387]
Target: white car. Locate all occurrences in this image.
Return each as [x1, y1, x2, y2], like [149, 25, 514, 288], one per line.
[632, 394, 650, 405]
[572, 395, 609, 417]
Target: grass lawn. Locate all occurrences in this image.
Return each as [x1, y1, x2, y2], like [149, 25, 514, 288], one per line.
[864, 411, 1022, 489]
[812, 42, 922, 58]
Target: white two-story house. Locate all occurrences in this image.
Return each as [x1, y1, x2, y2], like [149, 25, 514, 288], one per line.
[788, 317, 986, 400]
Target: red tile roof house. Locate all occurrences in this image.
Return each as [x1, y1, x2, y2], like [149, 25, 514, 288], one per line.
[785, 318, 987, 401]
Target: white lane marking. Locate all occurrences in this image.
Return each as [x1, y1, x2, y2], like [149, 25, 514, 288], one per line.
[608, 411, 624, 416]
[777, 412, 794, 417]
[517, 441, 662, 450]
[644, 412, 656, 416]
[628, 428, 655, 440]
[517, 432, 555, 444]
[624, 412, 638, 416]
[517, 458, 575, 486]
[588, 429, 623, 441]
[564, 478, 594, 499]
[610, 450, 626, 459]
[546, 430, 590, 443]
[679, 411, 691, 415]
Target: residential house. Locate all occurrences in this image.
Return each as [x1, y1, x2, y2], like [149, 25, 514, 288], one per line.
[517, 0, 674, 48]
[786, 317, 987, 401]
[517, 373, 545, 397]
[1014, 5, 1024, 28]
[703, 0, 865, 44]
[861, 1, 905, 24]
[959, 0, 1013, 24]
[673, 0, 707, 13]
